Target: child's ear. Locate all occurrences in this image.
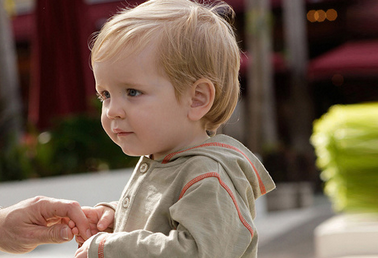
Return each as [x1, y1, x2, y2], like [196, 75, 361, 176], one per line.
[188, 78, 215, 122]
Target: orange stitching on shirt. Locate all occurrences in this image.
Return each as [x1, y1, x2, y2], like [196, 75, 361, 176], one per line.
[178, 172, 254, 238]
[98, 235, 107, 258]
[163, 142, 266, 195]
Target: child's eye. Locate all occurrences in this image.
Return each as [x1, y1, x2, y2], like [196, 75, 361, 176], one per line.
[96, 91, 110, 102]
[127, 89, 142, 97]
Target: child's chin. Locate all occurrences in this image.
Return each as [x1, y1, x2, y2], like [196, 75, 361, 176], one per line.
[120, 148, 142, 157]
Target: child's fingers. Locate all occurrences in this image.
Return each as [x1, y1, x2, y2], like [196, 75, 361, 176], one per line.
[75, 235, 85, 245]
[91, 228, 100, 236]
[81, 206, 94, 217]
[97, 209, 114, 231]
[72, 223, 99, 236]
[82, 206, 103, 225]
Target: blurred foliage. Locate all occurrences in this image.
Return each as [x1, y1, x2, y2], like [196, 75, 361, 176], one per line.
[0, 113, 138, 182]
[311, 102, 378, 213]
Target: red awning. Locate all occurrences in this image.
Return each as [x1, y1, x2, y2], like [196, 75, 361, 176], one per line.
[308, 40, 378, 81]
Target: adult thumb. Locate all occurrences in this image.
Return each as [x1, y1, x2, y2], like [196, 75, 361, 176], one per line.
[38, 224, 74, 244]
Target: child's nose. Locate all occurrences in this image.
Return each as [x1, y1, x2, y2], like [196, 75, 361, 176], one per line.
[106, 99, 126, 119]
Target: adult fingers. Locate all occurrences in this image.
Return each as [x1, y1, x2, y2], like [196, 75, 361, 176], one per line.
[34, 224, 73, 245]
[36, 197, 91, 240]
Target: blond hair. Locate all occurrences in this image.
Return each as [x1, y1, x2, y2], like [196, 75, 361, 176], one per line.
[91, 0, 240, 133]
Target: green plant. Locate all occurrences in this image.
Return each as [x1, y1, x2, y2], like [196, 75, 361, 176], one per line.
[0, 114, 138, 181]
[311, 102, 378, 213]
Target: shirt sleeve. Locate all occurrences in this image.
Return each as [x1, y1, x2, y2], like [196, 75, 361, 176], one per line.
[88, 172, 255, 258]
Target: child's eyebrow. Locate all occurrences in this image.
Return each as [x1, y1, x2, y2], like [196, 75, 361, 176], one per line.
[95, 81, 146, 91]
[122, 81, 145, 88]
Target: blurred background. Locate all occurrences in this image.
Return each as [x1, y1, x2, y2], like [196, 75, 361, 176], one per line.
[0, 0, 377, 257]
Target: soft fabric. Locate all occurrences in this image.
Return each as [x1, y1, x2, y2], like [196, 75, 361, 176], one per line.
[89, 134, 275, 258]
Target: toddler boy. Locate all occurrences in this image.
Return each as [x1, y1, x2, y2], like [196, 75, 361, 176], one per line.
[74, 0, 275, 257]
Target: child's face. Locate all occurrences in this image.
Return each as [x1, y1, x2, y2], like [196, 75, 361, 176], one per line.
[93, 44, 196, 160]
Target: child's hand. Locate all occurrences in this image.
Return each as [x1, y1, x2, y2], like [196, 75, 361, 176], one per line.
[74, 236, 91, 258]
[71, 205, 115, 246]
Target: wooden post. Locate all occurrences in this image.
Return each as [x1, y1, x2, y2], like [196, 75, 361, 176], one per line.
[0, 0, 22, 149]
[282, 0, 314, 153]
[245, 0, 277, 154]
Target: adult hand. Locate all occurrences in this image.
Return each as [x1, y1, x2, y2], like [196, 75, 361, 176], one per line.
[0, 196, 91, 254]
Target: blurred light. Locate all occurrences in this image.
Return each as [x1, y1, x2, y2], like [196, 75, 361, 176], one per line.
[326, 9, 338, 21]
[98, 162, 110, 171]
[307, 10, 317, 22]
[316, 10, 327, 22]
[307, 9, 338, 22]
[38, 132, 51, 144]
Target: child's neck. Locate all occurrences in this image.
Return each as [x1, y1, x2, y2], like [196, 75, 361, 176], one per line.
[149, 131, 211, 161]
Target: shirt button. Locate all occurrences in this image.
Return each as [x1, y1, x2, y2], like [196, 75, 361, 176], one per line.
[140, 163, 149, 173]
[122, 197, 130, 208]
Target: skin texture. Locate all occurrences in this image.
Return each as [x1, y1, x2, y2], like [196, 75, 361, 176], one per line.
[74, 205, 115, 258]
[73, 204, 116, 246]
[94, 43, 212, 161]
[0, 196, 91, 254]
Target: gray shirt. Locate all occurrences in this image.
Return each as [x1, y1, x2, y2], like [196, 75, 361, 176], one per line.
[89, 134, 275, 258]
